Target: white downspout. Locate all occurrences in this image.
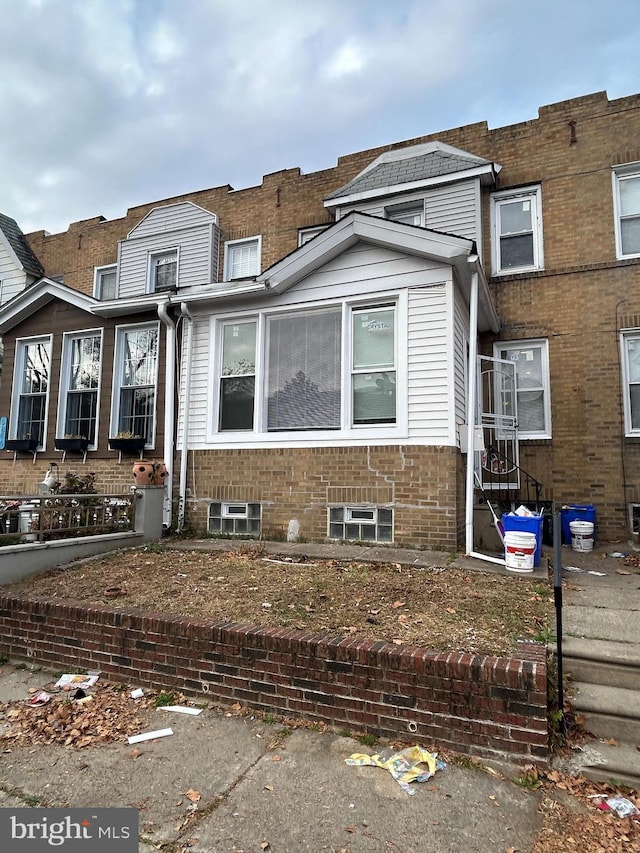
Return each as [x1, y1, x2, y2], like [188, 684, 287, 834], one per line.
[465, 256, 504, 565]
[177, 301, 194, 532]
[157, 300, 175, 529]
[465, 260, 479, 556]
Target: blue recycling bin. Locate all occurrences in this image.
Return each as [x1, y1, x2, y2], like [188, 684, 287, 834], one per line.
[561, 504, 596, 545]
[501, 512, 544, 567]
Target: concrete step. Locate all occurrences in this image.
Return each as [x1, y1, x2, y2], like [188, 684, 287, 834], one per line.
[570, 682, 640, 744]
[555, 739, 640, 789]
[561, 637, 640, 690]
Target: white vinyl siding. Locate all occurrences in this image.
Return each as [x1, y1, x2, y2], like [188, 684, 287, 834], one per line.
[425, 179, 479, 243]
[118, 202, 219, 297]
[407, 285, 450, 442]
[453, 288, 470, 425]
[183, 244, 455, 449]
[0, 243, 29, 305]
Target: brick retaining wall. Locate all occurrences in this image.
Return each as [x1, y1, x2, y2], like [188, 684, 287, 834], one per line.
[0, 595, 549, 765]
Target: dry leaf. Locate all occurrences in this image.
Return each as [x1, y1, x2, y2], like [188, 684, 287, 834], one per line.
[260, 843, 270, 850]
[446, 607, 456, 614]
[602, 737, 619, 746]
[398, 615, 408, 623]
[616, 569, 632, 575]
[272, 755, 281, 762]
[392, 600, 405, 609]
[184, 788, 201, 803]
[392, 639, 403, 645]
[129, 748, 143, 759]
[345, 826, 357, 833]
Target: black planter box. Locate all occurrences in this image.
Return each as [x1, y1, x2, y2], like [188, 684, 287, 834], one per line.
[108, 437, 147, 453]
[55, 437, 89, 452]
[5, 438, 38, 453]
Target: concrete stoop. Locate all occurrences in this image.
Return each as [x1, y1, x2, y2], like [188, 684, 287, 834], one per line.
[562, 637, 640, 787]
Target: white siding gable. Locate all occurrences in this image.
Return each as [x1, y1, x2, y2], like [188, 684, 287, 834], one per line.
[119, 202, 219, 297]
[0, 242, 29, 305]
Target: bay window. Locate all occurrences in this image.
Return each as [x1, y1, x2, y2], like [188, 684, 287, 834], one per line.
[214, 301, 398, 435]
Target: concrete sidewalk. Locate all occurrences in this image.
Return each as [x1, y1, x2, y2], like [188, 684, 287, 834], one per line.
[0, 665, 544, 852]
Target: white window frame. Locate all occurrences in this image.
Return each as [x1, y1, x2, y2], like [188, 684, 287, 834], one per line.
[57, 329, 104, 450]
[147, 248, 179, 294]
[612, 164, 640, 260]
[110, 322, 160, 448]
[493, 339, 551, 439]
[298, 226, 327, 246]
[209, 295, 406, 444]
[224, 236, 261, 281]
[93, 264, 118, 300]
[385, 202, 425, 226]
[621, 331, 640, 435]
[490, 186, 544, 275]
[10, 335, 52, 449]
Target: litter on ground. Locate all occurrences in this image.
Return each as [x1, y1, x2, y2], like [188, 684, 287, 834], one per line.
[127, 727, 174, 745]
[158, 705, 202, 715]
[55, 673, 100, 690]
[345, 745, 445, 795]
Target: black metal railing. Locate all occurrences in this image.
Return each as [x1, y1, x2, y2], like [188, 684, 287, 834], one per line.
[479, 444, 544, 509]
[0, 493, 135, 545]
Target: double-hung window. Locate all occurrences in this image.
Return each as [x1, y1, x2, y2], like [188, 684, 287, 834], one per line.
[215, 302, 398, 435]
[219, 321, 256, 431]
[59, 331, 102, 445]
[494, 340, 551, 439]
[112, 323, 159, 445]
[224, 237, 261, 280]
[94, 265, 117, 300]
[491, 187, 544, 274]
[11, 336, 51, 447]
[352, 307, 396, 424]
[149, 250, 178, 292]
[386, 204, 424, 226]
[621, 332, 640, 434]
[613, 166, 640, 259]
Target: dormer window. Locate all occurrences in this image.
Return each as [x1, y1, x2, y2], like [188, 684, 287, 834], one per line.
[386, 203, 424, 227]
[298, 226, 328, 246]
[149, 249, 178, 292]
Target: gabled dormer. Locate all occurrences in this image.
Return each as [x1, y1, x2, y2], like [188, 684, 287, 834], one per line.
[0, 213, 44, 305]
[324, 142, 501, 261]
[114, 201, 220, 300]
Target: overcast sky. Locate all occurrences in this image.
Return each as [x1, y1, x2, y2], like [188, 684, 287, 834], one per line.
[1, 0, 639, 236]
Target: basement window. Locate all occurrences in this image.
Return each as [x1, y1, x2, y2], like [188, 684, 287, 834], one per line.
[328, 506, 393, 543]
[208, 502, 261, 535]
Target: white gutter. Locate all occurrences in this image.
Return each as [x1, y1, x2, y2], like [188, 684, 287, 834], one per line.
[177, 301, 194, 532]
[465, 255, 504, 566]
[157, 300, 176, 529]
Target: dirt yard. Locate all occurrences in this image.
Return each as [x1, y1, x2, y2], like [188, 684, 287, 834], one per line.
[4, 542, 554, 656]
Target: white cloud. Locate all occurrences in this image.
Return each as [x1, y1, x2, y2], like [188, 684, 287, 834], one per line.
[0, 0, 638, 235]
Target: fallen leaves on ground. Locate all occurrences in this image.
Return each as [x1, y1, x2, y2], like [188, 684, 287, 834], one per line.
[2, 543, 555, 655]
[1, 683, 158, 748]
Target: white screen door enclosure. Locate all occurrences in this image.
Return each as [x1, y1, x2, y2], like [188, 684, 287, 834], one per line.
[476, 355, 519, 489]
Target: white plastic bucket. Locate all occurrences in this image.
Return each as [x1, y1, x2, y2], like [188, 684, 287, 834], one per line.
[504, 531, 537, 572]
[570, 520, 594, 552]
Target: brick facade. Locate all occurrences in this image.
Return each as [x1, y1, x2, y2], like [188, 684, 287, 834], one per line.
[1, 89, 638, 544]
[0, 594, 549, 766]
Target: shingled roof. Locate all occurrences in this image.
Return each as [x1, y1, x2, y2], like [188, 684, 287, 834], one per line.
[325, 142, 496, 202]
[0, 213, 43, 278]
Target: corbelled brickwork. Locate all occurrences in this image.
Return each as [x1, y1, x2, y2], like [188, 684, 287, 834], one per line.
[0, 594, 549, 766]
